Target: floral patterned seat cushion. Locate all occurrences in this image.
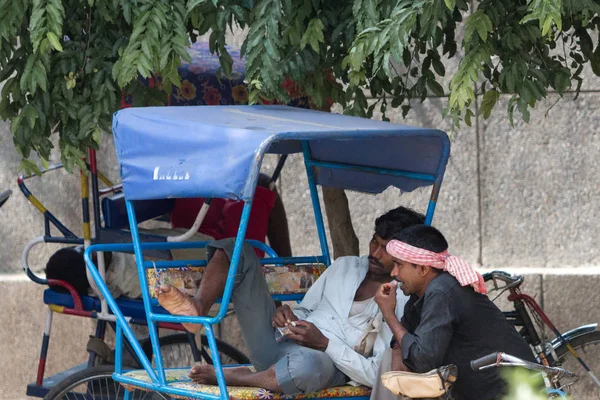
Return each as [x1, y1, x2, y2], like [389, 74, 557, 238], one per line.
[122, 369, 371, 399]
[146, 264, 327, 298]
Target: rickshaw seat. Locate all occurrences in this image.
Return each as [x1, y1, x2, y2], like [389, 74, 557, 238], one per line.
[43, 288, 99, 312]
[43, 288, 166, 321]
[102, 193, 175, 230]
[121, 368, 371, 399]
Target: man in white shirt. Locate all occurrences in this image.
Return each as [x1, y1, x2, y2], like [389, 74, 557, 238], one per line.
[158, 206, 424, 394]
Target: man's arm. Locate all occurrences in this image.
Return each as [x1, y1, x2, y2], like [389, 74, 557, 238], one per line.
[323, 334, 389, 387]
[375, 281, 410, 371]
[399, 290, 454, 372]
[375, 281, 454, 372]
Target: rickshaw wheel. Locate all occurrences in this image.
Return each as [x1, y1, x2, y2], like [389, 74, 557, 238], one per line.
[140, 333, 250, 368]
[43, 365, 169, 399]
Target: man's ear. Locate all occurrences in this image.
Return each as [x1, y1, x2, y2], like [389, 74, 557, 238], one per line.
[418, 264, 431, 276]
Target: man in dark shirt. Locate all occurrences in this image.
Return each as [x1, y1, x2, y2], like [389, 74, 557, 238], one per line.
[373, 225, 535, 400]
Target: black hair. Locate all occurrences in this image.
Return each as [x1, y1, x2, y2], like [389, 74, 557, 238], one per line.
[392, 224, 448, 253]
[374, 206, 426, 240]
[45, 247, 113, 295]
[45, 247, 90, 295]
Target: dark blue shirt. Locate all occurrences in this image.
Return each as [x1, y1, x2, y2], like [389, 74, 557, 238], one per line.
[399, 272, 535, 400]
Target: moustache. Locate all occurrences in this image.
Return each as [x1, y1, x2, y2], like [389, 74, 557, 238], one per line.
[368, 256, 383, 267]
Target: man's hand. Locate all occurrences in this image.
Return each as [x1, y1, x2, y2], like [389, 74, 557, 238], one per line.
[375, 281, 398, 318]
[272, 304, 298, 328]
[287, 320, 329, 351]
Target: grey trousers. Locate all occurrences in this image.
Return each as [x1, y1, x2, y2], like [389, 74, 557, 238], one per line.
[207, 239, 347, 394]
[370, 348, 402, 400]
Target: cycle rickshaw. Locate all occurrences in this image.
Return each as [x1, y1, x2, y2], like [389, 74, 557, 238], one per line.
[71, 104, 452, 400]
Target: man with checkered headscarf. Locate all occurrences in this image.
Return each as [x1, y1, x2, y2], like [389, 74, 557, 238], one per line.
[372, 224, 535, 400]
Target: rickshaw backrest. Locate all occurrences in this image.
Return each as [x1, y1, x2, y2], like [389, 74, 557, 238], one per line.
[146, 262, 327, 301]
[102, 192, 175, 229]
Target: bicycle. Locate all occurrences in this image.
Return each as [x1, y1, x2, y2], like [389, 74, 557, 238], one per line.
[471, 352, 578, 399]
[484, 271, 600, 399]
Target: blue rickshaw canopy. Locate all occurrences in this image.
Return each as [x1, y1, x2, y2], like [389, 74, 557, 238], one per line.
[112, 105, 450, 201]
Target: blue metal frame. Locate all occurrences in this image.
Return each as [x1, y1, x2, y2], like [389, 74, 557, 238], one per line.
[302, 141, 331, 266]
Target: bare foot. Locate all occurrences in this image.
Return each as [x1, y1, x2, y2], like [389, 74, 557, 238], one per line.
[189, 364, 217, 384]
[188, 365, 253, 385]
[157, 285, 201, 333]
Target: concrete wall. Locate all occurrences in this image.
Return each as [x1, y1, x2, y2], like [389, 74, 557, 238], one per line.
[2, 33, 600, 400]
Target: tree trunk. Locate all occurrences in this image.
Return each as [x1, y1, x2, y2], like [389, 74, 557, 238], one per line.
[322, 187, 359, 259]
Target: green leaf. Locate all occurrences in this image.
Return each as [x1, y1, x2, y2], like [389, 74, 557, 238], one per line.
[444, 0, 456, 10]
[46, 32, 63, 52]
[20, 56, 36, 91]
[427, 79, 445, 96]
[300, 18, 325, 53]
[19, 159, 43, 176]
[520, 0, 563, 37]
[464, 108, 473, 127]
[23, 106, 38, 129]
[517, 98, 530, 123]
[479, 89, 499, 119]
[578, 30, 593, 58]
[554, 72, 571, 94]
[33, 60, 47, 92]
[432, 58, 446, 76]
[465, 10, 493, 44]
[11, 114, 24, 134]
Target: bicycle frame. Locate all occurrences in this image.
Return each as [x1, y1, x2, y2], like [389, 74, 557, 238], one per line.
[501, 276, 600, 389]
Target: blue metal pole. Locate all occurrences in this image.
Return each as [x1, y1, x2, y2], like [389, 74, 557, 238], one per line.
[213, 200, 253, 321]
[306, 159, 437, 182]
[205, 324, 228, 399]
[424, 182, 441, 225]
[425, 134, 451, 225]
[125, 200, 166, 384]
[84, 246, 157, 382]
[302, 141, 331, 266]
[115, 322, 123, 374]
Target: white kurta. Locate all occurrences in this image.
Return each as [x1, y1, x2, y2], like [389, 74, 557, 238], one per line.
[293, 256, 409, 387]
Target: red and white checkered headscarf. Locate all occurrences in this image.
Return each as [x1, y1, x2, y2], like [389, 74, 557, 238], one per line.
[386, 240, 487, 294]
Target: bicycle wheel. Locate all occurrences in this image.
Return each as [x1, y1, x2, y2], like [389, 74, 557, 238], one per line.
[43, 365, 169, 400]
[552, 331, 600, 399]
[142, 333, 250, 368]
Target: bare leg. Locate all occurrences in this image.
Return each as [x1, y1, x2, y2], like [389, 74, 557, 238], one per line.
[189, 364, 283, 393]
[157, 249, 230, 332]
[161, 240, 279, 370]
[191, 248, 230, 314]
